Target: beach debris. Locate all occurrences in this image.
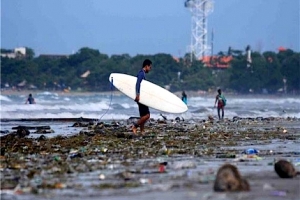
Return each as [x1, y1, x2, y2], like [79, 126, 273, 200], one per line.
[171, 160, 196, 170]
[37, 135, 47, 141]
[71, 122, 89, 127]
[232, 116, 242, 122]
[174, 117, 184, 122]
[16, 127, 30, 138]
[208, 115, 214, 122]
[243, 148, 259, 155]
[0, 184, 25, 195]
[0, 117, 299, 198]
[68, 149, 83, 159]
[1, 147, 6, 156]
[0, 130, 10, 134]
[159, 113, 167, 120]
[127, 116, 140, 125]
[159, 162, 167, 173]
[294, 158, 300, 166]
[213, 163, 250, 192]
[139, 178, 152, 184]
[270, 190, 287, 197]
[277, 126, 288, 133]
[79, 129, 96, 136]
[274, 159, 299, 178]
[11, 125, 54, 137]
[99, 174, 106, 180]
[159, 144, 168, 155]
[34, 129, 54, 134]
[263, 183, 275, 191]
[198, 173, 215, 184]
[12, 125, 51, 130]
[216, 154, 236, 158]
[234, 154, 262, 162]
[118, 171, 134, 181]
[282, 129, 287, 133]
[157, 114, 167, 124]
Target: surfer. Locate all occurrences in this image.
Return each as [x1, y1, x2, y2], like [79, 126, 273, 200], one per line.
[132, 59, 152, 135]
[181, 91, 187, 105]
[214, 89, 225, 120]
[25, 93, 36, 104]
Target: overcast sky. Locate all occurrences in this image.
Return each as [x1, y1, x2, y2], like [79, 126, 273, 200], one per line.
[1, 0, 299, 56]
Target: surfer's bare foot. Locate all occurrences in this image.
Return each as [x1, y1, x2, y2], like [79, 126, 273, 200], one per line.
[132, 126, 137, 135]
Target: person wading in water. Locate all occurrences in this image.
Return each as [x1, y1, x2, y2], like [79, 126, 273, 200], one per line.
[25, 93, 36, 104]
[214, 89, 226, 120]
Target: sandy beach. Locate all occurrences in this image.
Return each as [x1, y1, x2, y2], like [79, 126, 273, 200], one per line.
[1, 117, 300, 200]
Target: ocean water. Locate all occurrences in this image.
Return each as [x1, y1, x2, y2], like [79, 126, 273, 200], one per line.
[1, 92, 300, 200]
[1, 91, 300, 121]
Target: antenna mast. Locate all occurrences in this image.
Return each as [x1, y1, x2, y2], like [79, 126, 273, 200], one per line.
[185, 0, 214, 61]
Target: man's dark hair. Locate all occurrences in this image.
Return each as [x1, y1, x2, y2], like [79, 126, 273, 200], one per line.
[218, 89, 222, 94]
[143, 59, 152, 68]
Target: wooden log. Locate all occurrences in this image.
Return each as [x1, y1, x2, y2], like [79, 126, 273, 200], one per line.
[12, 125, 51, 130]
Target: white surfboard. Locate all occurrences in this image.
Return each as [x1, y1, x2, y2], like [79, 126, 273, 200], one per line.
[109, 73, 188, 114]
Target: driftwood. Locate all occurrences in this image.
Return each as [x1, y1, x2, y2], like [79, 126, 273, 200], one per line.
[12, 125, 51, 130]
[1, 117, 97, 122]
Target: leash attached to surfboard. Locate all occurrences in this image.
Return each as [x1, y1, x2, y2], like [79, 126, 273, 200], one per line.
[98, 77, 114, 122]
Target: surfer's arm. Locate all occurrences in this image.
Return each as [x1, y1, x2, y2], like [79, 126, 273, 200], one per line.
[135, 71, 144, 98]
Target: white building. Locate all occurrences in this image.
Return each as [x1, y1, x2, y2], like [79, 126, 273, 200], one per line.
[1, 47, 26, 58]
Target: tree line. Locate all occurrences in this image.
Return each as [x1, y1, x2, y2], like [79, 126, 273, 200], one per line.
[1, 47, 299, 94]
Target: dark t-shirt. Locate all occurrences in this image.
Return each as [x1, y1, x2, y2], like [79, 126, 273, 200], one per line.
[28, 97, 35, 104]
[136, 69, 146, 95]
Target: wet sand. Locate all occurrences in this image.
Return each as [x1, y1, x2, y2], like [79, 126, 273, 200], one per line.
[1, 117, 300, 200]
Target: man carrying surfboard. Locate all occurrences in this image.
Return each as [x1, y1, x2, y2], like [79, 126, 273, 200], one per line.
[132, 59, 152, 135]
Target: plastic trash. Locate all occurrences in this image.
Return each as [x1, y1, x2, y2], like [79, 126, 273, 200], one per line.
[263, 183, 274, 191]
[294, 158, 300, 166]
[234, 154, 262, 162]
[243, 148, 258, 155]
[139, 178, 151, 184]
[270, 190, 286, 197]
[216, 154, 236, 158]
[99, 174, 105, 180]
[159, 164, 165, 173]
[69, 153, 82, 159]
[53, 155, 61, 162]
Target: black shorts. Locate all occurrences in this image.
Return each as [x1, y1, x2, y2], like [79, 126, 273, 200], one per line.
[137, 102, 150, 117]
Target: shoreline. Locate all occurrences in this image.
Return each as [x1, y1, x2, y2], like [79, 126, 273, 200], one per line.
[1, 117, 300, 200]
[1, 88, 299, 98]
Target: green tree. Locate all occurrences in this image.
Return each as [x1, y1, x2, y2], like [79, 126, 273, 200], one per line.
[25, 47, 35, 59]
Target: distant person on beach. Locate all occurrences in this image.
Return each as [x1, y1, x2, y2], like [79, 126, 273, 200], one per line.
[132, 59, 152, 135]
[25, 93, 36, 104]
[214, 89, 226, 120]
[182, 91, 187, 105]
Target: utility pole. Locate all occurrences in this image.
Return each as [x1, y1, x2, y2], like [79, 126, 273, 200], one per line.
[185, 0, 214, 62]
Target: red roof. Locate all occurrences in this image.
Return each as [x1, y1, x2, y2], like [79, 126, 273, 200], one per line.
[201, 55, 232, 68]
[278, 46, 286, 52]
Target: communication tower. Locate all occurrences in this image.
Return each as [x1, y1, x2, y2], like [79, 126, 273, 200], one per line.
[185, 0, 214, 61]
